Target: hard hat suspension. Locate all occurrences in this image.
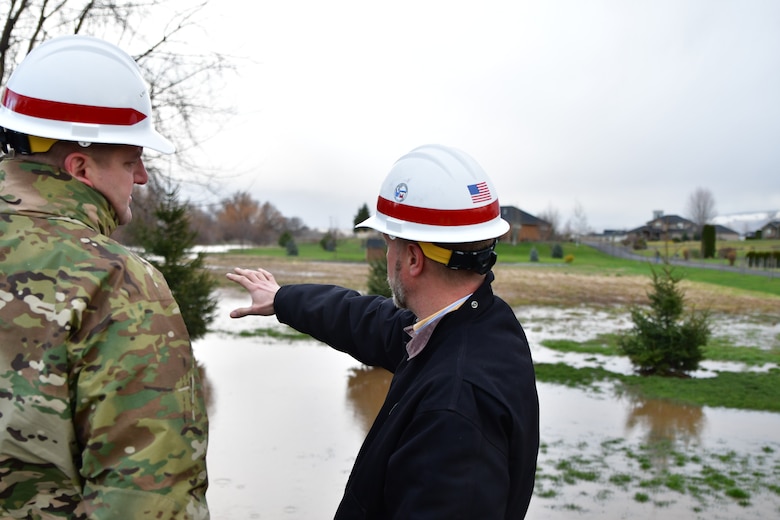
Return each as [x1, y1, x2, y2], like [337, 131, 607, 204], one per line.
[418, 241, 498, 275]
[1, 128, 58, 154]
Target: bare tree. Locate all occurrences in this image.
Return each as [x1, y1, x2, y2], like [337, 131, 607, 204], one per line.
[0, 0, 234, 182]
[686, 187, 717, 232]
[254, 201, 288, 245]
[216, 191, 260, 246]
[569, 200, 590, 242]
[537, 204, 561, 240]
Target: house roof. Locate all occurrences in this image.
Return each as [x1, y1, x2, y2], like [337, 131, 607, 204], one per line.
[629, 222, 739, 235]
[627, 225, 649, 234]
[500, 206, 549, 226]
[648, 214, 695, 226]
[713, 224, 739, 234]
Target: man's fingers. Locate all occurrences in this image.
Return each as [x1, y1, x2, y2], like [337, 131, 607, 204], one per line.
[230, 308, 250, 319]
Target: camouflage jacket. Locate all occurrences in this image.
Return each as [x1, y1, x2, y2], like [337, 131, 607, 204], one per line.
[0, 158, 209, 519]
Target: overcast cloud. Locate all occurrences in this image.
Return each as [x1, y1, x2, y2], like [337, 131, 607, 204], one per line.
[178, 0, 780, 233]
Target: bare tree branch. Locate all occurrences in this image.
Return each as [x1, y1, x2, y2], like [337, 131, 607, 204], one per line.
[686, 187, 717, 230]
[0, 0, 235, 189]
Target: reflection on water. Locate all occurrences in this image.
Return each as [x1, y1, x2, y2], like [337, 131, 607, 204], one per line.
[622, 386, 706, 446]
[193, 293, 780, 519]
[622, 387, 707, 472]
[345, 366, 392, 433]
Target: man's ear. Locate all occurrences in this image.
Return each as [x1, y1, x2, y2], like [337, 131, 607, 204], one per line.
[406, 242, 426, 277]
[63, 152, 94, 187]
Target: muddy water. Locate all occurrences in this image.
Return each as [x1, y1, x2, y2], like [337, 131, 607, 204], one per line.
[194, 291, 780, 519]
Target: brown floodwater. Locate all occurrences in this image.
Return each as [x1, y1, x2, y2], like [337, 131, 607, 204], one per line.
[193, 291, 780, 519]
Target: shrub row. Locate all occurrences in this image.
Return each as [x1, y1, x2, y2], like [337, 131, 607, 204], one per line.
[745, 251, 780, 269]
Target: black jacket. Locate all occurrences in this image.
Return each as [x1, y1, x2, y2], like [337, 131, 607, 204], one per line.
[274, 272, 539, 519]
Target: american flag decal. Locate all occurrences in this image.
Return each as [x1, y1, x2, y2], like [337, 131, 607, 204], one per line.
[467, 182, 491, 203]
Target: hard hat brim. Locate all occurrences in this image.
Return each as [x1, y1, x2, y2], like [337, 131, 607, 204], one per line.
[356, 212, 510, 243]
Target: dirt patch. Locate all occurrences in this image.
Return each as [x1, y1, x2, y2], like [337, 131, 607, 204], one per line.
[207, 255, 780, 318]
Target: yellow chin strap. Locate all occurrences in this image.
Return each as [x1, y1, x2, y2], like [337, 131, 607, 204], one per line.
[28, 135, 57, 153]
[417, 242, 453, 266]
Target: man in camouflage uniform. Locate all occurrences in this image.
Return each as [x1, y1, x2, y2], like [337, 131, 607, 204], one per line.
[0, 36, 209, 519]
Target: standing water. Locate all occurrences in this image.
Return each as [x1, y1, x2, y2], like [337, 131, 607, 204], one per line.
[193, 291, 780, 519]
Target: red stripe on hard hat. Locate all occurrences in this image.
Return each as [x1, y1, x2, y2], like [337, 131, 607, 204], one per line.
[2, 88, 146, 126]
[377, 196, 499, 226]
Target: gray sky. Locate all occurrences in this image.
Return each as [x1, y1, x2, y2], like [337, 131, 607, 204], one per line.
[180, 0, 780, 233]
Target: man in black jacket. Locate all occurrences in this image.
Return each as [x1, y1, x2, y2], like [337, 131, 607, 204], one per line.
[228, 144, 539, 519]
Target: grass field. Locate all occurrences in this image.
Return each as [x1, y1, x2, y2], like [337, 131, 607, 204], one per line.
[213, 237, 780, 301]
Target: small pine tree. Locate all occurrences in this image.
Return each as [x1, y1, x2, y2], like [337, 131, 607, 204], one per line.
[278, 230, 293, 248]
[136, 187, 218, 340]
[353, 203, 371, 230]
[551, 243, 564, 259]
[529, 247, 539, 262]
[367, 258, 392, 297]
[618, 261, 711, 376]
[285, 238, 299, 256]
[320, 231, 337, 252]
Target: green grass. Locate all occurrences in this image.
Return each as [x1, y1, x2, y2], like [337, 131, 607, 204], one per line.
[540, 335, 622, 356]
[703, 340, 780, 365]
[541, 333, 780, 365]
[534, 363, 780, 413]
[622, 369, 780, 412]
[535, 331, 780, 413]
[496, 241, 649, 272]
[227, 240, 368, 262]
[494, 240, 780, 297]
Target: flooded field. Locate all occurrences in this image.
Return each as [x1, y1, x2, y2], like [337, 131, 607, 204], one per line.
[193, 290, 780, 519]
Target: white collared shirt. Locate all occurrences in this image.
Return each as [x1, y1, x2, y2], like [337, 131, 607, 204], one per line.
[403, 294, 472, 359]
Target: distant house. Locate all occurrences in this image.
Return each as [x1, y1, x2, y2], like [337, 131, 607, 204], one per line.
[713, 225, 740, 241]
[628, 213, 739, 241]
[760, 220, 780, 239]
[500, 206, 551, 243]
[628, 214, 697, 242]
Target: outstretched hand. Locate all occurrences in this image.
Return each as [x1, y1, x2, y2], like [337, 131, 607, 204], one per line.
[226, 267, 281, 318]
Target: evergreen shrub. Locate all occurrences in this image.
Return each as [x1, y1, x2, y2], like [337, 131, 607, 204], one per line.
[618, 261, 711, 376]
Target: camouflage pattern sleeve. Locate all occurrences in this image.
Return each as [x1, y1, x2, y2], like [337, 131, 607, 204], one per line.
[72, 249, 210, 519]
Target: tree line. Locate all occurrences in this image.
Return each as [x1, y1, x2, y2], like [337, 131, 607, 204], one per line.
[114, 177, 315, 248]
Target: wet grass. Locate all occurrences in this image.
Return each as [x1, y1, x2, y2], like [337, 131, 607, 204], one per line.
[536, 328, 780, 412]
[534, 363, 780, 413]
[216, 326, 311, 341]
[535, 438, 780, 515]
[540, 333, 780, 366]
[704, 339, 780, 364]
[540, 334, 622, 356]
[623, 370, 780, 412]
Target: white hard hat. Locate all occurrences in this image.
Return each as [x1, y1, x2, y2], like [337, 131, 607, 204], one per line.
[0, 34, 174, 154]
[357, 144, 510, 243]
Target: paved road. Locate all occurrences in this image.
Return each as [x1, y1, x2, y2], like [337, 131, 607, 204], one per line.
[583, 240, 779, 279]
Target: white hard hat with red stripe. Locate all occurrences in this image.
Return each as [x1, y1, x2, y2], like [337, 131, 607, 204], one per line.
[357, 144, 509, 243]
[0, 34, 174, 154]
